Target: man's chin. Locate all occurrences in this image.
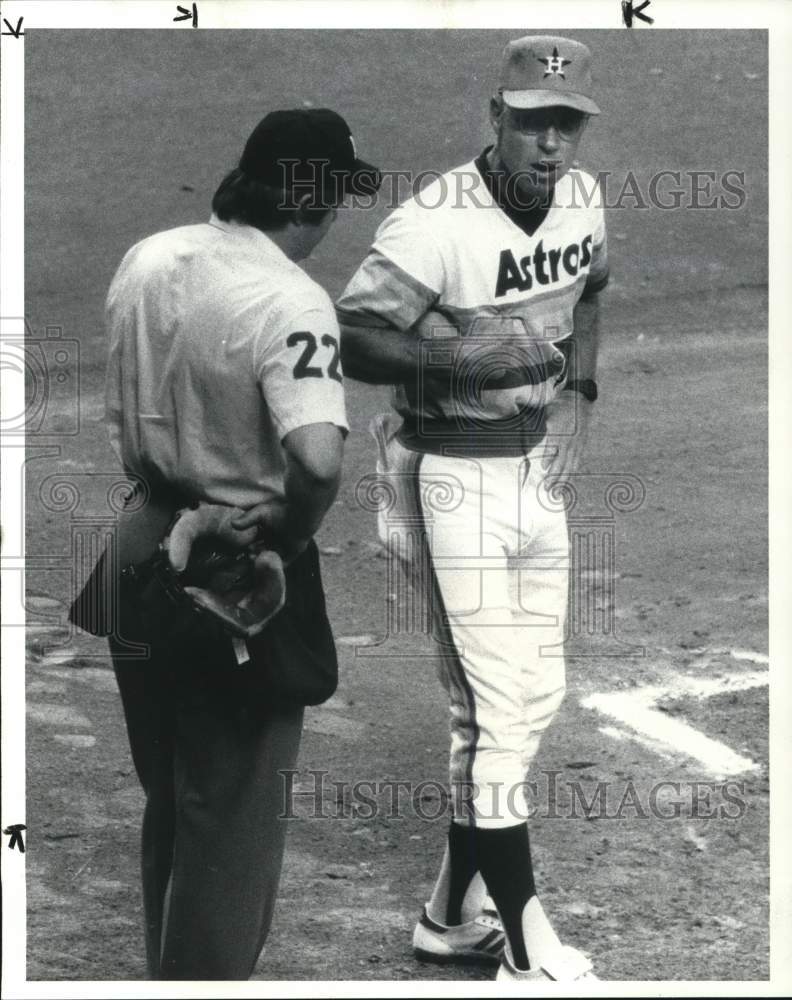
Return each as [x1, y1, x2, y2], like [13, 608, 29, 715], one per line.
[509, 176, 557, 211]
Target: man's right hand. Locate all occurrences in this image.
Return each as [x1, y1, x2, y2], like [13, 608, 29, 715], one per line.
[231, 500, 308, 565]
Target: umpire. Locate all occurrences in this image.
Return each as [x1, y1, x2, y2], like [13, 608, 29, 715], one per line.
[79, 110, 379, 979]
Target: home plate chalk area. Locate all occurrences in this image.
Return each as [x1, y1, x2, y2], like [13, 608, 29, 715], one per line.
[580, 649, 769, 779]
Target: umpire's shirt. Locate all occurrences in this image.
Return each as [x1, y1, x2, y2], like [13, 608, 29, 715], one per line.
[105, 213, 348, 505]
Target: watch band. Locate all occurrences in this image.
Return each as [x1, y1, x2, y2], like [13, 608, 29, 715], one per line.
[563, 378, 598, 402]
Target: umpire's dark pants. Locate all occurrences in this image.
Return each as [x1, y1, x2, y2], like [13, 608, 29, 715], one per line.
[109, 542, 335, 980]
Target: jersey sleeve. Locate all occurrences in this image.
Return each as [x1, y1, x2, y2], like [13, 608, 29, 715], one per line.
[336, 204, 445, 331]
[256, 290, 349, 441]
[583, 206, 609, 296]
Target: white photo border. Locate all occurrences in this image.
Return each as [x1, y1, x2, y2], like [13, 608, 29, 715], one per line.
[2, 2, 789, 997]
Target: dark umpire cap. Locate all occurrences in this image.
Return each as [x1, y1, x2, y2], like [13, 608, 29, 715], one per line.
[499, 35, 600, 115]
[239, 108, 381, 203]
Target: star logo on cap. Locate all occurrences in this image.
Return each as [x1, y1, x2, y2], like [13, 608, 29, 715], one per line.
[538, 46, 572, 79]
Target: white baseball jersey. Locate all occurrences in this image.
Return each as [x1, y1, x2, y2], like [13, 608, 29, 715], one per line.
[106, 214, 348, 507]
[338, 152, 609, 824]
[337, 151, 608, 454]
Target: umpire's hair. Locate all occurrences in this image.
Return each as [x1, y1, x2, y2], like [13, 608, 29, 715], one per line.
[211, 168, 333, 231]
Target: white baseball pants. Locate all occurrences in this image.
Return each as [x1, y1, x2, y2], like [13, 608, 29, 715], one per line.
[373, 414, 569, 828]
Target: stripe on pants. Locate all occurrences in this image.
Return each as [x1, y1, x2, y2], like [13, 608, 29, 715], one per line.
[408, 450, 481, 824]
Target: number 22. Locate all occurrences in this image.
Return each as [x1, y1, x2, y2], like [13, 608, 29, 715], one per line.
[287, 332, 343, 383]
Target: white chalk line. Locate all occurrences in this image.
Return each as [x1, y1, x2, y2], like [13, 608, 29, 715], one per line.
[581, 651, 768, 778]
[598, 724, 678, 763]
[729, 648, 769, 665]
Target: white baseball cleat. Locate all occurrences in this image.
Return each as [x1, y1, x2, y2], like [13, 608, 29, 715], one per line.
[412, 905, 505, 965]
[496, 944, 599, 981]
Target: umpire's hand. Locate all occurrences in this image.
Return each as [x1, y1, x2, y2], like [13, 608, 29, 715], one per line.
[168, 504, 260, 573]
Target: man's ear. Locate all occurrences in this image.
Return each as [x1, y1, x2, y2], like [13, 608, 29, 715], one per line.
[489, 94, 505, 136]
[293, 191, 315, 226]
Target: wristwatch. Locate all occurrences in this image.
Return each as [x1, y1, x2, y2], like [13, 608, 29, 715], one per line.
[563, 378, 598, 402]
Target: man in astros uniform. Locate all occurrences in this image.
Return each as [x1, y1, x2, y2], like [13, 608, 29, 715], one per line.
[338, 37, 607, 981]
[103, 110, 378, 979]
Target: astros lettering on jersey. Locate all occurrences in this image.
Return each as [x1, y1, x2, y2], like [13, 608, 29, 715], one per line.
[337, 156, 608, 452]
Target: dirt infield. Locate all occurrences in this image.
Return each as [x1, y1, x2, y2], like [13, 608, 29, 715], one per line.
[21, 29, 768, 982]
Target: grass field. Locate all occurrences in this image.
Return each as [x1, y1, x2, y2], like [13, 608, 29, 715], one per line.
[21, 28, 768, 982]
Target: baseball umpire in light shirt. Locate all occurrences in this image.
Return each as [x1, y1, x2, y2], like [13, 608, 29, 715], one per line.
[338, 37, 607, 981]
[89, 110, 379, 980]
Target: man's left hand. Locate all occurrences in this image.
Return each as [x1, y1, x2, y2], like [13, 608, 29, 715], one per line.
[168, 504, 260, 573]
[540, 392, 594, 481]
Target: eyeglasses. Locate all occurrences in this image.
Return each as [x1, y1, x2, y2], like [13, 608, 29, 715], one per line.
[500, 102, 589, 140]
